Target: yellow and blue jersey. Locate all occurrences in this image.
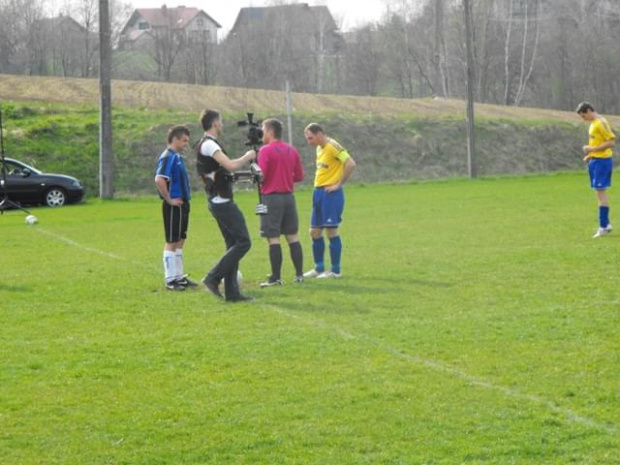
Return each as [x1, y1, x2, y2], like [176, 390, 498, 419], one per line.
[589, 117, 616, 159]
[314, 138, 351, 187]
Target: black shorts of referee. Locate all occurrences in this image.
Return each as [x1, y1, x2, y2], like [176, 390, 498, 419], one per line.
[260, 193, 299, 238]
[162, 200, 190, 243]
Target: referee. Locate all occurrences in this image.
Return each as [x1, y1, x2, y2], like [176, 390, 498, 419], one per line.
[155, 125, 196, 291]
[257, 118, 305, 287]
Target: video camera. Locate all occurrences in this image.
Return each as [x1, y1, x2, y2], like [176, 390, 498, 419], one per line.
[234, 112, 267, 215]
[237, 112, 263, 149]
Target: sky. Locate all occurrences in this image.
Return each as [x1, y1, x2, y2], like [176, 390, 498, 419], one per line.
[129, 0, 388, 37]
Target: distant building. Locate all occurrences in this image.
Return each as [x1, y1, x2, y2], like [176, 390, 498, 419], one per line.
[29, 14, 98, 77]
[119, 6, 221, 51]
[230, 4, 343, 55]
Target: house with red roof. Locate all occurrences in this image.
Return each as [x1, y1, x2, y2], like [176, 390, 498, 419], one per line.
[119, 5, 221, 51]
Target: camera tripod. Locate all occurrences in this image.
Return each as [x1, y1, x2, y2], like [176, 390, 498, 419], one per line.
[0, 103, 30, 215]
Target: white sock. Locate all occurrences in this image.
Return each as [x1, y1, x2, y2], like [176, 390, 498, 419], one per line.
[163, 250, 176, 283]
[175, 249, 184, 280]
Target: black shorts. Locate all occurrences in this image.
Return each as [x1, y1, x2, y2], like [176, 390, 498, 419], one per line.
[260, 193, 299, 238]
[162, 201, 190, 243]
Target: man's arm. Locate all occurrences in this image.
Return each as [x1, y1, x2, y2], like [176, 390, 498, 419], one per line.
[293, 150, 304, 183]
[213, 149, 256, 171]
[325, 157, 356, 192]
[155, 176, 183, 206]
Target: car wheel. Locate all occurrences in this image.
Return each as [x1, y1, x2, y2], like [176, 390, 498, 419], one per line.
[44, 187, 67, 207]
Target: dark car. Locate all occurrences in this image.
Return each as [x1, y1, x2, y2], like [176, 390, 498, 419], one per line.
[0, 158, 85, 207]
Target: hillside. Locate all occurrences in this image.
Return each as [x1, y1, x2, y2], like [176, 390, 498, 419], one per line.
[2, 74, 616, 124]
[0, 74, 616, 195]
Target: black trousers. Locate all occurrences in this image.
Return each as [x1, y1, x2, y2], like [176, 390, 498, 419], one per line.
[206, 200, 251, 298]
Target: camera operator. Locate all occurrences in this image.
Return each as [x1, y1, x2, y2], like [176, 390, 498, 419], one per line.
[256, 119, 305, 287]
[197, 109, 256, 302]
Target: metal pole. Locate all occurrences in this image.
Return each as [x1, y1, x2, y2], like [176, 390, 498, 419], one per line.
[286, 79, 293, 145]
[464, 0, 477, 178]
[99, 0, 114, 198]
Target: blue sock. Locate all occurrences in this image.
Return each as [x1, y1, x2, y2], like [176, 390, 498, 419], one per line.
[329, 236, 342, 274]
[600, 206, 610, 228]
[312, 237, 325, 272]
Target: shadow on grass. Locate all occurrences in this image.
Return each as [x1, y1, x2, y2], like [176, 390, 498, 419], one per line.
[0, 283, 32, 292]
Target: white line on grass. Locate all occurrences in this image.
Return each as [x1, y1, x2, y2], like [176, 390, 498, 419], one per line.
[267, 305, 618, 436]
[33, 227, 154, 270]
[32, 227, 617, 436]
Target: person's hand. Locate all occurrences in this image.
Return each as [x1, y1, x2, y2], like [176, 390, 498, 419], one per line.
[583, 145, 592, 155]
[246, 150, 257, 161]
[325, 182, 341, 193]
[168, 198, 184, 206]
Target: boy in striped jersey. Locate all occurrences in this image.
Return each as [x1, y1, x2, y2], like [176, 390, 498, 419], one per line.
[155, 125, 196, 290]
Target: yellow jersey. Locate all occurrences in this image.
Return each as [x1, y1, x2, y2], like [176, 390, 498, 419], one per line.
[314, 138, 351, 187]
[589, 117, 616, 159]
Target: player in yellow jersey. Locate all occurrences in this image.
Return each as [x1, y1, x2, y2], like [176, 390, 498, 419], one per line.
[576, 102, 616, 238]
[302, 123, 356, 278]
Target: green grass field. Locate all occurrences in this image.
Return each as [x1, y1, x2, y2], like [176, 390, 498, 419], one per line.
[2, 173, 619, 464]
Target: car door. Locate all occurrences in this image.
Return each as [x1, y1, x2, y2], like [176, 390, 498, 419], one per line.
[2, 160, 40, 203]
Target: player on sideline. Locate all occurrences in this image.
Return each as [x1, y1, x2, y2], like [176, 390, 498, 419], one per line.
[155, 125, 197, 291]
[303, 123, 356, 279]
[576, 102, 617, 238]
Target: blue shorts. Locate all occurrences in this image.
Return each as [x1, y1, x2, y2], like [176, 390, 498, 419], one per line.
[311, 187, 344, 228]
[589, 158, 613, 190]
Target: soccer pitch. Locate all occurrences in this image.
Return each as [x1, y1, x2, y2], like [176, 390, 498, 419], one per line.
[2, 173, 619, 464]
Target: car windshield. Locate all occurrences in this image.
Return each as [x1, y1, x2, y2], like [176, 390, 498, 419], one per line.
[4, 159, 42, 175]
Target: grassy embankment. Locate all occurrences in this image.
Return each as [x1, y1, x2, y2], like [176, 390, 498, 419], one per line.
[1, 74, 614, 195]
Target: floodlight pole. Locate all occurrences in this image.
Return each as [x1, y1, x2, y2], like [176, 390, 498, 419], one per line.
[99, 0, 114, 198]
[463, 0, 477, 178]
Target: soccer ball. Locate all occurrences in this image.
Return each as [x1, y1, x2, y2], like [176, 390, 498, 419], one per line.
[25, 215, 38, 225]
[237, 270, 243, 288]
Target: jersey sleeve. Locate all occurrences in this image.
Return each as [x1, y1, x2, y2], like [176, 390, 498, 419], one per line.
[155, 154, 174, 179]
[598, 119, 616, 141]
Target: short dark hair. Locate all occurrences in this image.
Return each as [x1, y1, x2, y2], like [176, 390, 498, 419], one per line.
[168, 125, 190, 144]
[263, 118, 283, 139]
[305, 123, 324, 135]
[576, 102, 595, 114]
[200, 109, 220, 130]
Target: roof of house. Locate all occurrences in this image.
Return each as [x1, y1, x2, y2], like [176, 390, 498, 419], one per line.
[231, 4, 338, 35]
[121, 6, 221, 36]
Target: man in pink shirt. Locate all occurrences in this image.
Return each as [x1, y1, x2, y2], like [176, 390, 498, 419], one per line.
[257, 118, 305, 287]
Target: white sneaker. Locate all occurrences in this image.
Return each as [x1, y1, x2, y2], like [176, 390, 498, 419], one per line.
[317, 271, 342, 279]
[303, 269, 322, 278]
[592, 226, 612, 238]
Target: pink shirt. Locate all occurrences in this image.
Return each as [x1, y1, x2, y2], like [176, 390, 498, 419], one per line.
[257, 140, 304, 194]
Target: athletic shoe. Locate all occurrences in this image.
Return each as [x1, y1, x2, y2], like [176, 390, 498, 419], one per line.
[317, 271, 342, 279]
[226, 294, 254, 302]
[592, 226, 612, 238]
[177, 276, 198, 288]
[303, 269, 323, 278]
[293, 276, 304, 284]
[260, 276, 283, 288]
[166, 280, 186, 291]
[202, 276, 223, 299]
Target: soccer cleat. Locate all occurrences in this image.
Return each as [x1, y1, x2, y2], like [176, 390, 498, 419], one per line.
[166, 280, 186, 291]
[303, 269, 323, 278]
[317, 271, 342, 279]
[202, 276, 224, 299]
[592, 226, 612, 238]
[177, 276, 198, 288]
[226, 294, 254, 302]
[293, 276, 304, 284]
[260, 276, 283, 288]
